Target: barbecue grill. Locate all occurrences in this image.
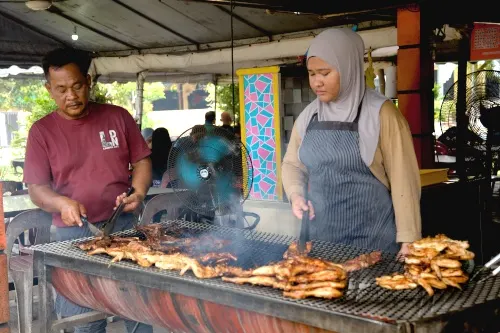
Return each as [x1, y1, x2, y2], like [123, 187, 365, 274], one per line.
[33, 220, 500, 333]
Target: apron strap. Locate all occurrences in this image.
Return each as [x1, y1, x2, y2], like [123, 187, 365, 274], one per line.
[353, 98, 364, 124]
[306, 113, 319, 131]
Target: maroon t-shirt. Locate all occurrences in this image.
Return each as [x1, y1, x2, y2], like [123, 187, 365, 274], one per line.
[23, 102, 151, 227]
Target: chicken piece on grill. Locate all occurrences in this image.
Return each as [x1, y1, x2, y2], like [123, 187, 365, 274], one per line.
[444, 244, 475, 261]
[154, 253, 224, 279]
[284, 280, 347, 291]
[440, 268, 465, 277]
[283, 287, 343, 300]
[417, 278, 436, 296]
[411, 234, 470, 253]
[222, 276, 287, 289]
[221, 266, 253, 277]
[432, 257, 461, 268]
[76, 236, 140, 252]
[199, 252, 237, 264]
[341, 251, 382, 272]
[377, 234, 473, 296]
[283, 240, 312, 259]
[288, 268, 346, 284]
[405, 264, 432, 277]
[408, 246, 440, 260]
[441, 275, 469, 289]
[405, 256, 431, 266]
[376, 274, 418, 290]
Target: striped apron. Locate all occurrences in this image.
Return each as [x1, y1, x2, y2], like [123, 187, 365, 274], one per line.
[299, 103, 399, 253]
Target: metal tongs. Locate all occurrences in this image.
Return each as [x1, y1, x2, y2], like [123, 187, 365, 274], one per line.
[84, 187, 135, 237]
[298, 190, 310, 253]
[470, 252, 500, 282]
[101, 187, 135, 236]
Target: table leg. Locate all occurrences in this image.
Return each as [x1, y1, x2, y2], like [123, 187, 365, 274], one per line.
[35, 253, 51, 333]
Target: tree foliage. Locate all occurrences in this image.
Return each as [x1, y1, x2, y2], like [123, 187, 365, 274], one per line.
[206, 83, 240, 122]
[0, 79, 166, 156]
[95, 81, 165, 128]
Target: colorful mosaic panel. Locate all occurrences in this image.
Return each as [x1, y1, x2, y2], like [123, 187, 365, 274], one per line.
[243, 73, 279, 200]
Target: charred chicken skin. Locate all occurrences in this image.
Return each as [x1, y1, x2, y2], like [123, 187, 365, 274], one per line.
[76, 227, 382, 300]
[221, 241, 381, 300]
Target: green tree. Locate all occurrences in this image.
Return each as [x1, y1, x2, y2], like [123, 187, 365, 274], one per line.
[206, 83, 240, 122]
[96, 81, 165, 128]
[3, 79, 164, 156]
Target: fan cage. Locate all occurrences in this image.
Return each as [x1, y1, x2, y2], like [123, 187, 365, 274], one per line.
[167, 125, 253, 216]
[440, 70, 500, 141]
[438, 70, 500, 177]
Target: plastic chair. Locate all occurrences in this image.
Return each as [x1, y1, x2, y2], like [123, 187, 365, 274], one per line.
[5, 209, 109, 333]
[5, 209, 52, 333]
[139, 192, 185, 225]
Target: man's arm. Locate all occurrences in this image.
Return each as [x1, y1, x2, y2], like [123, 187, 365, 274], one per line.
[131, 157, 152, 198]
[24, 125, 86, 227]
[118, 157, 152, 212]
[28, 184, 87, 227]
[28, 184, 65, 213]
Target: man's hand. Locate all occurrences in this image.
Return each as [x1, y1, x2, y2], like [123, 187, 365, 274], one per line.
[115, 192, 145, 213]
[290, 193, 315, 220]
[58, 197, 87, 227]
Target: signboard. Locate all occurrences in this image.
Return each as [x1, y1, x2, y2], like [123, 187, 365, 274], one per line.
[470, 23, 500, 61]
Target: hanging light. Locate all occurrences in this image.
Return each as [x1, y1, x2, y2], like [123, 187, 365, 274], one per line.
[72, 26, 79, 41]
[25, 0, 52, 11]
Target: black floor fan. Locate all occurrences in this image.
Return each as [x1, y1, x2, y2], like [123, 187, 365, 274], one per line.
[167, 125, 259, 230]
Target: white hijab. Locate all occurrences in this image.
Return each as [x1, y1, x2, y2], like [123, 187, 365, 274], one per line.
[297, 28, 388, 166]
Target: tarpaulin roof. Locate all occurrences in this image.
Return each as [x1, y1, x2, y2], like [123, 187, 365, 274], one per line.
[0, 0, 399, 68]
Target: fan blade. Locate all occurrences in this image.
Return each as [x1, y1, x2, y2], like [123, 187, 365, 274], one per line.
[213, 173, 234, 203]
[198, 136, 230, 163]
[176, 154, 202, 190]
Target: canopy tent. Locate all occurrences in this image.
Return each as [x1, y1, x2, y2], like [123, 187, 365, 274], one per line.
[0, 0, 401, 70]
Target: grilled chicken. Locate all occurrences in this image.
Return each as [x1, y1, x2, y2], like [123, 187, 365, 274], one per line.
[222, 276, 287, 289]
[199, 252, 237, 264]
[283, 287, 343, 300]
[284, 280, 347, 291]
[341, 251, 382, 272]
[376, 234, 473, 296]
[376, 274, 418, 290]
[283, 240, 312, 259]
[77, 225, 381, 301]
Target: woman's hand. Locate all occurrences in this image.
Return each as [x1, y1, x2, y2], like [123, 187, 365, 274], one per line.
[397, 242, 411, 261]
[290, 193, 315, 220]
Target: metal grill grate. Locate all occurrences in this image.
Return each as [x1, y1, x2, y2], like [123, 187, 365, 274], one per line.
[32, 220, 500, 324]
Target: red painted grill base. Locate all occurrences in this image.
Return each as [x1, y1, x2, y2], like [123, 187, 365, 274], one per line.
[52, 267, 336, 333]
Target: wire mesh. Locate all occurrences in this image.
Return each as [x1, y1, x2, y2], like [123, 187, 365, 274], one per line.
[32, 220, 500, 324]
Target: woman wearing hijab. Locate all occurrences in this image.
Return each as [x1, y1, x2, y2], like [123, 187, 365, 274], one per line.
[151, 127, 172, 188]
[282, 28, 421, 255]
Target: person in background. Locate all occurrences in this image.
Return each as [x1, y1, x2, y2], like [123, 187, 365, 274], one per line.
[141, 127, 154, 149]
[233, 124, 241, 140]
[205, 110, 216, 127]
[220, 111, 234, 133]
[281, 28, 421, 256]
[22, 47, 153, 333]
[151, 127, 172, 188]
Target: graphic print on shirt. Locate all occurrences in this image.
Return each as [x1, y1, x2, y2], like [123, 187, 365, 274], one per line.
[99, 130, 119, 150]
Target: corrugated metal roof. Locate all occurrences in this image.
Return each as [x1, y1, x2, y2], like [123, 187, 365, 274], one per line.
[0, 0, 397, 67]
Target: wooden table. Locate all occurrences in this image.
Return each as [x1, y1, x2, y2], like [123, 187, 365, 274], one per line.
[2, 188, 174, 218]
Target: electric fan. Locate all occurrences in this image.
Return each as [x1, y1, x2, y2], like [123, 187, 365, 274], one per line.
[167, 125, 256, 228]
[438, 70, 500, 178]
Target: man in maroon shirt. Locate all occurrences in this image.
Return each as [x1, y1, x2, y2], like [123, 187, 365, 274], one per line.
[23, 48, 153, 333]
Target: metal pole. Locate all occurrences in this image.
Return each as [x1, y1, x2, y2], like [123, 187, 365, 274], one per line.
[135, 71, 147, 129]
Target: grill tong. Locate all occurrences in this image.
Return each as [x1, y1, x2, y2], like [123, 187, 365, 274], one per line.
[470, 252, 500, 282]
